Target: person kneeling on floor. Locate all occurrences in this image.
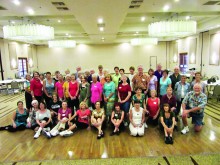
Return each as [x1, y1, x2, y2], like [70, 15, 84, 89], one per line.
[60, 101, 91, 137]
[160, 103, 175, 144]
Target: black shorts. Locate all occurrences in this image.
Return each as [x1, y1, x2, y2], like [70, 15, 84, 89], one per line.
[75, 121, 88, 129]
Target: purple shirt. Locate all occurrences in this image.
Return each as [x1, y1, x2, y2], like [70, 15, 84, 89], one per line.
[161, 94, 177, 110]
[58, 108, 71, 119]
[91, 82, 103, 104]
[149, 75, 158, 90]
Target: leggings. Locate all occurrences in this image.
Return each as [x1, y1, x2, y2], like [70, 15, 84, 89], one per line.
[0, 125, 26, 132]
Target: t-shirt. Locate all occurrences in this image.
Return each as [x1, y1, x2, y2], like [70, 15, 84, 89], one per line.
[159, 77, 171, 96]
[49, 100, 62, 113]
[63, 81, 69, 98]
[118, 83, 131, 101]
[149, 75, 158, 90]
[30, 78, 43, 96]
[36, 110, 51, 121]
[55, 81, 64, 98]
[103, 81, 115, 98]
[69, 81, 78, 97]
[76, 109, 91, 124]
[147, 97, 159, 117]
[24, 80, 30, 92]
[58, 108, 72, 120]
[160, 110, 175, 126]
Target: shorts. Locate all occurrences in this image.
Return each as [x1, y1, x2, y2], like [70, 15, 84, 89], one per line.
[189, 112, 204, 126]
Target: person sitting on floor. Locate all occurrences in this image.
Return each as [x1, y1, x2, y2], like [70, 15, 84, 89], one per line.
[59, 101, 91, 137]
[27, 100, 39, 131]
[129, 100, 145, 137]
[110, 102, 125, 136]
[34, 101, 52, 139]
[0, 101, 28, 132]
[50, 101, 72, 137]
[160, 103, 175, 144]
[91, 101, 105, 139]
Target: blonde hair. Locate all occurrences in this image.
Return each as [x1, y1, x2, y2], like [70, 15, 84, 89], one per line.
[150, 89, 157, 96]
[79, 101, 88, 109]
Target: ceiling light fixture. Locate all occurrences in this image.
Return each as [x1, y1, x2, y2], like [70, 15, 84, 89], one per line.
[148, 20, 197, 37]
[58, 20, 61, 23]
[141, 17, 146, 22]
[27, 8, 35, 15]
[130, 38, 158, 46]
[13, 0, 20, 6]
[97, 18, 104, 24]
[3, 24, 54, 41]
[185, 16, 190, 20]
[163, 5, 170, 11]
[48, 40, 76, 48]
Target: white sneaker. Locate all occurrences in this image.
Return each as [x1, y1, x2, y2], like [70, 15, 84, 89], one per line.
[124, 122, 128, 127]
[59, 130, 68, 136]
[144, 123, 148, 129]
[43, 127, 50, 132]
[181, 126, 189, 134]
[34, 132, 40, 139]
[50, 130, 59, 137]
[42, 130, 51, 139]
[63, 130, 73, 137]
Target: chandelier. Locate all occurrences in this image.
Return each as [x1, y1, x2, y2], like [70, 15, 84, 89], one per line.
[3, 24, 54, 40]
[130, 38, 158, 46]
[48, 40, 76, 48]
[148, 20, 197, 37]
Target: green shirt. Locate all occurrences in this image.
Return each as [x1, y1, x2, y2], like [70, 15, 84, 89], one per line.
[112, 74, 121, 88]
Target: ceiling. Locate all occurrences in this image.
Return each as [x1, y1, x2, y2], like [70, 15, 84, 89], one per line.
[0, 0, 220, 45]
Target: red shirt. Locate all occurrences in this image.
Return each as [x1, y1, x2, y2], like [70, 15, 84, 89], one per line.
[69, 81, 78, 97]
[76, 109, 91, 124]
[118, 84, 131, 101]
[30, 78, 43, 96]
[147, 97, 159, 117]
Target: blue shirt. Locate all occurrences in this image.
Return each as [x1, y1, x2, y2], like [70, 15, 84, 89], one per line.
[174, 81, 191, 101]
[103, 81, 116, 98]
[160, 77, 171, 96]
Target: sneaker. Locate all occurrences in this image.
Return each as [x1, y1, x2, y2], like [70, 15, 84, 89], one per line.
[181, 126, 189, 134]
[165, 136, 169, 144]
[124, 122, 128, 127]
[169, 136, 173, 144]
[42, 130, 51, 139]
[34, 132, 40, 139]
[59, 130, 68, 136]
[144, 123, 148, 129]
[63, 130, 73, 137]
[50, 130, 59, 137]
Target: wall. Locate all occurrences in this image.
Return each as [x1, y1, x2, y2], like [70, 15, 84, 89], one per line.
[36, 42, 169, 74]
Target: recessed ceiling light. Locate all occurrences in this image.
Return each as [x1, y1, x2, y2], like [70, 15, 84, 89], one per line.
[185, 16, 190, 20]
[141, 17, 146, 22]
[11, 21, 15, 24]
[136, 31, 139, 34]
[174, 0, 179, 2]
[27, 8, 34, 15]
[97, 18, 104, 24]
[13, 0, 20, 6]
[66, 33, 69, 36]
[101, 37, 105, 40]
[163, 5, 170, 11]
[58, 20, 61, 23]
[99, 27, 104, 31]
[68, 35, 72, 38]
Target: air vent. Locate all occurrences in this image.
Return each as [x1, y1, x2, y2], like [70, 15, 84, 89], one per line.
[203, 1, 220, 5]
[129, 0, 144, 9]
[129, 5, 140, 8]
[0, 5, 7, 10]
[56, 7, 69, 10]
[52, 2, 65, 6]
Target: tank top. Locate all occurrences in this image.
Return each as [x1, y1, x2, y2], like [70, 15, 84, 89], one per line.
[15, 109, 28, 127]
[45, 79, 55, 95]
[131, 107, 143, 125]
[147, 97, 159, 117]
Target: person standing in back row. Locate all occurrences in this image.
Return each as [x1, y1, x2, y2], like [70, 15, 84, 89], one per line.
[169, 66, 181, 90]
[154, 64, 163, 95]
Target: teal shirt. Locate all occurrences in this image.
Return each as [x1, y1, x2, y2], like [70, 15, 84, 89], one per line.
[160, 77, 171, 96]
[15, 109, 28, 127]
[103, 81, 116, 98]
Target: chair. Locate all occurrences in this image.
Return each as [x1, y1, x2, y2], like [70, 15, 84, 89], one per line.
[8, 81, 20, 94]
[0, 85, 8, 95]
[208, 85, 220, 102]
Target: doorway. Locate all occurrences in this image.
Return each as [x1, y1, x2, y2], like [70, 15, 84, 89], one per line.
[179, 53, 188, 73]
[18, 58, 28, 78]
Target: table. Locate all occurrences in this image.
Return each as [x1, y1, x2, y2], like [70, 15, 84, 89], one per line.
[0, 79, 26, 93]
[203, 80, 220, 93]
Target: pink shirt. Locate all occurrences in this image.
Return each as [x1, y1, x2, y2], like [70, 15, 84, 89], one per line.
[91, 82, 103, 104]
[147, 97, 159, 117]
[30, 78, 43, 96]
[76, 109, 91, 124]
[58, 108, 72, 119]
[69, 81, 78, 97]
[55, 81, 64, 98]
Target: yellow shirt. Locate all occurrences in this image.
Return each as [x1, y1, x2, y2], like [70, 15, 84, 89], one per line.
[63, 81, 69, 98]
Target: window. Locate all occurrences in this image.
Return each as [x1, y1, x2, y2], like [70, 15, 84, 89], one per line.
[18, 58, 28, 78]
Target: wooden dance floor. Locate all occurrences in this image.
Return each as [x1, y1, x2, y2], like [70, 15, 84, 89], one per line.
[0, 94, 220, 163]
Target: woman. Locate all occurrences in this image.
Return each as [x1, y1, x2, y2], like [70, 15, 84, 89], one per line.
[103, 74, 116, 121]
[63, 74, 71, 104]
[60, 101, 91, 137]
[118, 75, 131, 126]
[34, 101, 52, 139]
[148, 69, 158, 97]
[159, 70, 171, 97]
[161, 87, 177, 114]
[27, 100, 39, 130]
[67, 74, 79, 113]
[43, 72, 55, 108]
[129, 100, 145, 136]
[55, 74, 64, 101]
[146, 90, 160, 125]
[50, 101, 72, 136]
[91, 101, 105, 139]
[30, 72, 43, 103]
[49, 94, 62, 123]
[160, 103, 175, 144]
[79, 75, 90, 106]
[110, 103, 124, 136]
[0, 101, 28, 132]
[174, 75, 190, 116]
[24, 73, 32, 112]
[39, 73, 45, 84]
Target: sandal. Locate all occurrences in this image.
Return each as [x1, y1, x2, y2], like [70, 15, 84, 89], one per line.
[97, 134, 102, 139]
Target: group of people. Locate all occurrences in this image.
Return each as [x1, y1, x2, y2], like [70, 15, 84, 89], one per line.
[0, 64, 207, 144]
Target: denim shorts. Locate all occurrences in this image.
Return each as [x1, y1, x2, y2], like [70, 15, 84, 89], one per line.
[189, 112, 204, 126]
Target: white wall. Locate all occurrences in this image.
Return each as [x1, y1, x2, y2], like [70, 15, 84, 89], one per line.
[36, 42, 169, 74]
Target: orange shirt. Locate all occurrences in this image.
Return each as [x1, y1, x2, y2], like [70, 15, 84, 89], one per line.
[132, 73, 149, 90]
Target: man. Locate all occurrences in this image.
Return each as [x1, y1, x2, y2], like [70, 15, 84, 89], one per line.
[169, 66, 181, 90]
[112, 66, 121, 89]
[181, 83, 207, 134]
[87, 68, 99, 84]
[98, 65, 105, 82]
[75, 66, 82, 79]
[191, 72, 206, 93]
[154, 64, 163, 94]
[132, 65, 149, 94]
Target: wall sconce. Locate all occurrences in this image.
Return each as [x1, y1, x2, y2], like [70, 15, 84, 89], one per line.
[11, 58, 17, 69]
[173, 54, 178, 63]
[190, 53, 195, 63]
[29, 58, 33, 68]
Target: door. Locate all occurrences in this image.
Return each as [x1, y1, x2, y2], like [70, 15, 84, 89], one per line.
[18, 58, 28, 78]
[179, 53, 188, 73]
[150, 56, 157, 70]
